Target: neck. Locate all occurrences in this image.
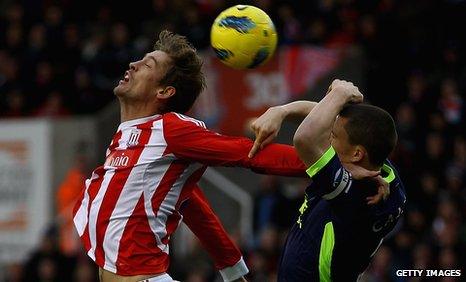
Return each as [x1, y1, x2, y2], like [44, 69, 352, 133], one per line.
[119, 99, 160, 123]
[358, 158, 382, 172]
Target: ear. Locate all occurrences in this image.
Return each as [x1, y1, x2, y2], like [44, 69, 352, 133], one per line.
[155, 86, 176, 100]
[351, 145, 365, 162]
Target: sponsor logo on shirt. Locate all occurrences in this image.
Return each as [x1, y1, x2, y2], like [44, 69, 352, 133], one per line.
[104, 150, 134, 168]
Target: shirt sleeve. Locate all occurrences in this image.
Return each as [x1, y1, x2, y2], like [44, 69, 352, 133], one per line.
[163, 113, 306, 177]
[180, 186, 249, 281]
[305, 146, 353, 200]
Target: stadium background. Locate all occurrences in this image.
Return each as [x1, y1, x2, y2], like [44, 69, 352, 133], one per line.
[0, 0, 465, 281]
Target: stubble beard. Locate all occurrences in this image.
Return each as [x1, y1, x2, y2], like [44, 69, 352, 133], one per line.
[114, 84, 127, 98]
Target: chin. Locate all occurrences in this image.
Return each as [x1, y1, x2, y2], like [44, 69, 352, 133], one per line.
[113, 85, 126, 97]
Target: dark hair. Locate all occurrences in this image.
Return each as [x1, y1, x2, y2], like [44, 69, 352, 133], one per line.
[339, 104, 398, 167]
[154, 30, 206, 113]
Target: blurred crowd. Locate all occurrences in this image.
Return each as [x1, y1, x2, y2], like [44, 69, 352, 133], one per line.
[1, 0, 465, 281]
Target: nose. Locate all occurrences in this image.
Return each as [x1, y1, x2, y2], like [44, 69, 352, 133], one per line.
[129, 61, 137, 71]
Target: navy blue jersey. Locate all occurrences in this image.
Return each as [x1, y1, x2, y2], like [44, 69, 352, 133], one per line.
[278, 147, 406, 282]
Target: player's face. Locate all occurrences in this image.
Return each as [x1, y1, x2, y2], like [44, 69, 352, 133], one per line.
[114, 50, 172, 100]
[330, 116, 356, 163]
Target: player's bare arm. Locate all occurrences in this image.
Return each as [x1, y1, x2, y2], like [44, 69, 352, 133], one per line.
[249, 90, 388, 202]
[249, 96, 382, 179]
[248, 101, 317, 157]
[293, 79, 363, 167]
[294, 80, 384, 182]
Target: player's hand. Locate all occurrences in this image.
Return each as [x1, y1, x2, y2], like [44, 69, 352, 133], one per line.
[342, 162, 380, 179]
[366, 176, 390, 205]
[342, 163, 389, 205]
[248, 106, 286, 158]
[328, 79, 363, 104]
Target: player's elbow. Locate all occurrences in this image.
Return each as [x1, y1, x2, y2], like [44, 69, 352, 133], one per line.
[293, 130, 309, 151]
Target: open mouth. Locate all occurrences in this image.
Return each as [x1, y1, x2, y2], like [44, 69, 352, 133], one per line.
[119, 71, 130, 84]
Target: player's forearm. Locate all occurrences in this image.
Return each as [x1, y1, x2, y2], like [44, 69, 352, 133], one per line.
[249, 143, 306, 176]
[294, 93, 347, 166]
[279, 101, 318, 122]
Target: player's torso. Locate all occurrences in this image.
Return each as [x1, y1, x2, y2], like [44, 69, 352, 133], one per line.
[279, 165, 406, 281]
[302, 162, 406, 238]
[74, 115, 205, 274]
[97, 116, 202, 223]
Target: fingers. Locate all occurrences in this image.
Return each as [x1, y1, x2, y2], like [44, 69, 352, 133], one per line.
[260, 133, 277, 149]
[354, 169, 380, 179]
[369, 170, 380, 178]
[353, 91, 364, 103]
[250, 119, 258, 132]
[248, 130, 273, 158]
[344, 163, 380, 180]
[248, 117, 265, 158]
[366, 186, 384, 205]
[249, 123, 278, 157]
[329, 79, 364, 103]
[376, 177, 390, 201]
[366, 176, 390, 205]
[366, 195, 381, 205]
[248, 107, 284, 158]
[248, 137, 262, 158]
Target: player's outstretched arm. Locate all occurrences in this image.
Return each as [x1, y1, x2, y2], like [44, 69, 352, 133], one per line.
[293, 79, 363, 167]
[180, 186, 249, 282]
[164, 113, 306, 177]
[248, 101, 317, 158]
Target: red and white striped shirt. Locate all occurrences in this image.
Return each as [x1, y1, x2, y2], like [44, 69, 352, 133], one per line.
[73, 112, 305, 275]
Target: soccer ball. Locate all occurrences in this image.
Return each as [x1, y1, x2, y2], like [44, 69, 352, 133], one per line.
[211, 5, 278, 69]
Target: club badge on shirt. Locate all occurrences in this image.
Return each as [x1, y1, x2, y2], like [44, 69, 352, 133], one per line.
[127, 128, 142, 147]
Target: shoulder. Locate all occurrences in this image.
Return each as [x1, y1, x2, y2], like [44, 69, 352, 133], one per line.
[161, 112, 210, 142]
[163, 112, 206, 129]
[306, 147, 342, 180]
[389, 168, 407, 204]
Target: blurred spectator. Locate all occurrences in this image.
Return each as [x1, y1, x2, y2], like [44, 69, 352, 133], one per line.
[247, 250, 270, 282]
[2, 89, 27, 117]
[255, 227, 280, 272]
[438, 78, 463, 126]
[31, 61, 56, 107]
[412, 243, 433, 270]
[276, 4, 301, 44]
[253, 176, 303, 238]
[73, 256, 98, 282]
[253, 175, 281, 235]
[44, 5, 64, 55]
[423, 132, 447, 175]
[3, 262, 23, 282]
[417, 172, 440, 222]
[56, 142, 90, 256]
[304, 18, 327, 44]
[179, 7, 209, 49]
[5, 24, 24, 56]
[34, 91, 70, 117]
[395, 102, 417, 152]
[22, 227, 70, 282]
[26, 24, 48, 64]
[0, 53, 20, 92]
[405, 72, 434, 120]
[71, 67, 104, 113]
[362, 246, 395, 282]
